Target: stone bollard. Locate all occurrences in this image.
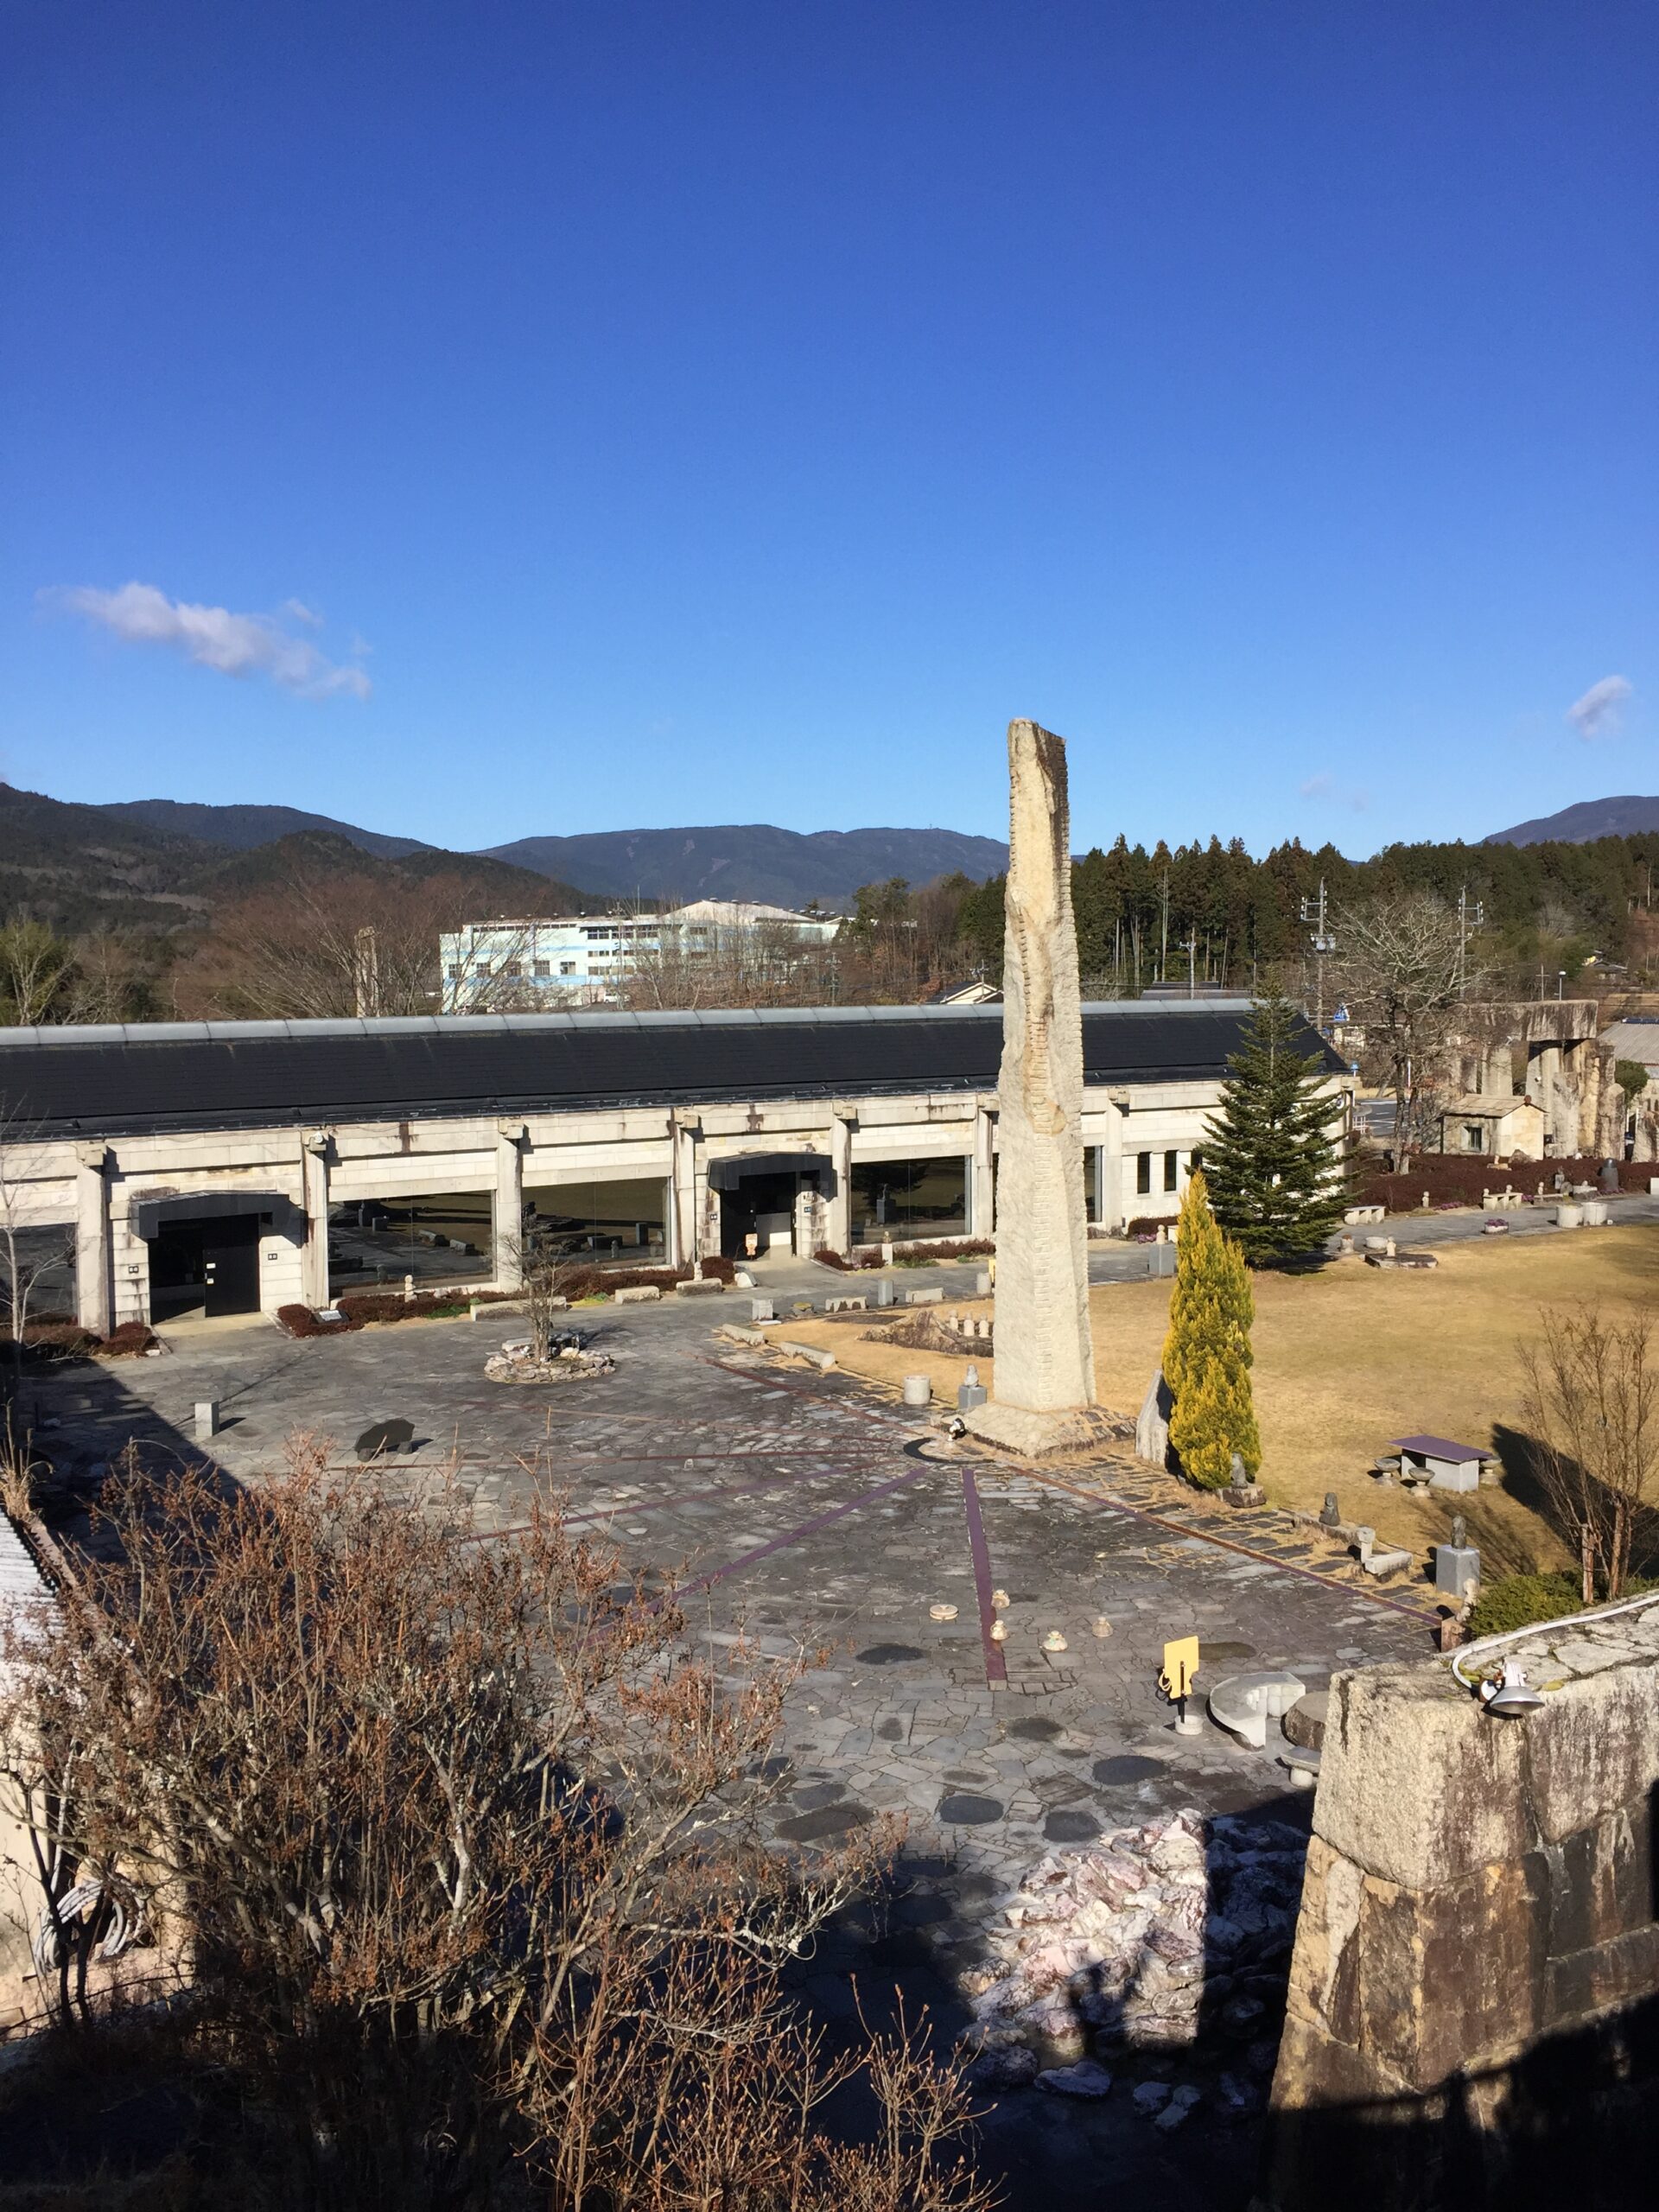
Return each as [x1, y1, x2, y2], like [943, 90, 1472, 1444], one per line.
[872, 1279, 895, 1308]
[902, 1374, 931, 1408]
[750, 1298, 775, 1324]
[976, 1269, 992, 1295]
[1556, 1203, 1583, 1229]
[194, 1399, 219, 1441]
[1319, 1491, 1341, 1529]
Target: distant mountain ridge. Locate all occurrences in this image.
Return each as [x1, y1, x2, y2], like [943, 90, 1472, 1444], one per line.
[1485, 796, 1659, 846]
[478, 823, 1010, 908]
[86, 799, 1008, 907]
[101, 798, 435, 860]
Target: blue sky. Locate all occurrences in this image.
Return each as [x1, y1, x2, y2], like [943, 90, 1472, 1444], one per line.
[3, 2, 1654, 859]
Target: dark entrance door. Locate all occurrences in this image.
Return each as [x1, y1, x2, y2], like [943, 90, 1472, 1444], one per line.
[202, 1216, 260, 1316]
[149, 1214, 263, 1319]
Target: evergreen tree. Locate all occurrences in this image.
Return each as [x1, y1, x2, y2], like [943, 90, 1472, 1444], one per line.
[1162, 1171, 1261, 1490]
[1202, 988, 1349, 1262]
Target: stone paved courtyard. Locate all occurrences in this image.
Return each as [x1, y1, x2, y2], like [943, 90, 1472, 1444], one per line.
[27, 1289, 1436, 2209]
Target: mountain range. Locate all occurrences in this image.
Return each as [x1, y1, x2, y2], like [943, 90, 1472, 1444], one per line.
[1484, 796, 1659, 846]
[32, 796, 1013, 906]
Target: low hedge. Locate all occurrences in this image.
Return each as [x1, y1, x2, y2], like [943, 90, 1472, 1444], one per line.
[1465, 1570, 1659, 1639]
[277, 1303, 360, 1338]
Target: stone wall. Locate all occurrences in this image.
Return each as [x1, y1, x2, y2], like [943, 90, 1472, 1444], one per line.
[1259, 1596, 1659, 2210]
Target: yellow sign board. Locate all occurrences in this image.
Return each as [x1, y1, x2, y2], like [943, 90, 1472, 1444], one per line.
[1159, 1636, 1199, 1702]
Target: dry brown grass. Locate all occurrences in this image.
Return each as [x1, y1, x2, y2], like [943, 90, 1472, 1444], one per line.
[777, 1226, 1659, 1574]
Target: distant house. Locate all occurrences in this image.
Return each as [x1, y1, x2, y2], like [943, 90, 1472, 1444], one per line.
[439, 900, 841, 1009]
[1436, 1093, 1547, 1159]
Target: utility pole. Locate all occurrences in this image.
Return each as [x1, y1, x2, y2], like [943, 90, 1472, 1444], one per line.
[1159, 868, 1170, 985]
[1299, 879, 1336, 1031]
[1455, 883, 1484, 997]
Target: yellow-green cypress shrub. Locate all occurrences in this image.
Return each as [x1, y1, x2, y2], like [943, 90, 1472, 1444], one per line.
[1163, 1170, 1261, 1490]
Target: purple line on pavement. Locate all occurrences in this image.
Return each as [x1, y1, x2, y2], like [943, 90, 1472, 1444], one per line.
[959, 1465, 1007, 1688]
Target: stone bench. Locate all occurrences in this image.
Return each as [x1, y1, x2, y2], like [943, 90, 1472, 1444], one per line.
[1207, 1670, 1306, 1749]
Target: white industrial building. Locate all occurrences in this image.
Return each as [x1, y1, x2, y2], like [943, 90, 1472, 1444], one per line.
[440, 900, 842, 1009]
[0, 1000, 1350, 1334]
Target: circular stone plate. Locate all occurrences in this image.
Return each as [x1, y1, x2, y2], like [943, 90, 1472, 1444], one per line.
[938, 1793, 1004, 1826]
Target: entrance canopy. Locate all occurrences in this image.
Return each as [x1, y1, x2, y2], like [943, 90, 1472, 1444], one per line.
[130, 1189, 304, 1241]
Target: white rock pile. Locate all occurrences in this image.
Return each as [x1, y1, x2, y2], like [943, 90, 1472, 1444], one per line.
[963, 1808, 1306, 2088]
[486, 1334, 615, 1385]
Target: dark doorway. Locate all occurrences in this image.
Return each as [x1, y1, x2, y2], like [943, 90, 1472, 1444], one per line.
[721, 1169, 806, 1259]
[149, 1214, 263, 1320]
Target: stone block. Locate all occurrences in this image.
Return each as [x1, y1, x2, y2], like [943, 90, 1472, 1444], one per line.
[906, 1286, 944, 1305]
[1357, 1855, 1547, 2088]
[750, 1298, 775, 1323]
[1316, 1666, 1538, 1890]
[1434, 1542, 1479, 1599]
[1545, 1918, 1659, 2022]
[613, 1284, 661, 1304]
[824, 1294, 867, 1313]
[719, 1325, 767, 1348]
[674, 1276, 725, 1295]
[779, 1341, 836, 1371]
[902, 1374, 931, 1407]
[194, 1399, 219, 1440]
[872, 1279, 895, 1308]
[1525, 1661, 1659, 1844]
[957, 1380, 988, 1413]
[1545, 1795, 1654, 1959]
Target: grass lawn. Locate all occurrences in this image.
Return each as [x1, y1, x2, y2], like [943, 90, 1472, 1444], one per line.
[782, 1224, 1659, 1575]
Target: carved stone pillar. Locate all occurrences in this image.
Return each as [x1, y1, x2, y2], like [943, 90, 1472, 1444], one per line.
[964, 720, 1114, 1456]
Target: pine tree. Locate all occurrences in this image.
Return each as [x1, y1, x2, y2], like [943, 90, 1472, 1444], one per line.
[1163, 1171, 1261, 1491]
[1201, 987, 1349, 1263]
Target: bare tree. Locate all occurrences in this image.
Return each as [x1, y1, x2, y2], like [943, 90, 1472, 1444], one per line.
[0, 918, 73, 1026]
[1519, 1306, 1659, 1602]
[1333, 893, 1480, 1167]
[174, 868, 534, 1020]
[0, 1445, 990, 2209]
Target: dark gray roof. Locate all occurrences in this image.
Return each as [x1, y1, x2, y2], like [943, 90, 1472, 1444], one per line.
[0, 1001, 1345, 1139]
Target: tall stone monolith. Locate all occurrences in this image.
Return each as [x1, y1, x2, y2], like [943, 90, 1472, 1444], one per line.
[964, 720, 1116, 1457]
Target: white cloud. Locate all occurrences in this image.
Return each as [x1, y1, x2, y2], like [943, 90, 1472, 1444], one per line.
[281, 597, 324, 629]
[46, 581, 371, 700]
[1566, 674, 1632, 741]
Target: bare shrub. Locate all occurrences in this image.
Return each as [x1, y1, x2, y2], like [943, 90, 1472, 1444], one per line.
[0, 1445, 990, 2210]
[1519, 1306, 1659, 1601]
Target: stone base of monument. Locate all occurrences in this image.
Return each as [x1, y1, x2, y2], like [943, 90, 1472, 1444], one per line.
[962, 1401, 1124, 1458]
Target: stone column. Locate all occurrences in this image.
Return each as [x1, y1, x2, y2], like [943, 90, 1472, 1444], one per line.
[1101, 1091, 1126, 1231]
[669, 1114, 701, 1265]
[969, 1098, 996, 1238]
[300, 1133, 331, 1308]
[826, 1107, 855, 1255]
[965, 721, 1111, 1456]
[493, 1121, 526, 1289]
[73, 1142, 111, 1336]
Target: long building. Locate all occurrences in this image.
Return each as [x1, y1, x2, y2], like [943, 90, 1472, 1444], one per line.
[0, 1001, 1348, 1334]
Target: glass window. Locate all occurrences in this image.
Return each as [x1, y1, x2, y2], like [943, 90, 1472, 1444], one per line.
[849, 1156, 968, 1244]
[533, 961, 550, 978]
[1164, 1150, 1179, 1192]
[560, 961, 576, 976]
[447, 965, 462, 980]
[1136, 1152, 1151, 1196]
[328, 1192, 493, 1297]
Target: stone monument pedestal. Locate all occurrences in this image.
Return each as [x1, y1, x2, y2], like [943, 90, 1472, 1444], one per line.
[962, 1401, 1123, 1458]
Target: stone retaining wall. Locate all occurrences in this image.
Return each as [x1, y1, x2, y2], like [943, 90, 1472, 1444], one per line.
[1258, 1596, 1659, 2210]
